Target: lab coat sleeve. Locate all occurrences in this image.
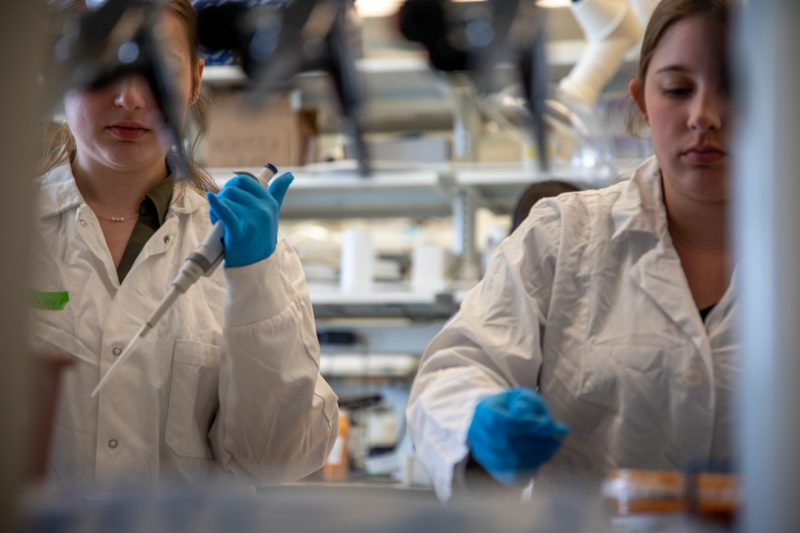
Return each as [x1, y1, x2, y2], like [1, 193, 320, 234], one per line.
[406, 204, 562, 501]
[209, 237, 338, 484]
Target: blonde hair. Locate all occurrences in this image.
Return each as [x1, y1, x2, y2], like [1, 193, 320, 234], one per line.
[40, 0, 217, 193]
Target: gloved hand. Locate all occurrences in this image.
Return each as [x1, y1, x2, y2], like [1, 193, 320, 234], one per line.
[207, 172, 294, 268]
[467, 387, 568, 486]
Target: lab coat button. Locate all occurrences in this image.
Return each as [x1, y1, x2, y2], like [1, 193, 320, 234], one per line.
[683, 367, 704, 387]
[112, 346, 122, 357]
[108, 439, 118, 449]
[163, 235, 170, 244]
[79, 219, 87, 227]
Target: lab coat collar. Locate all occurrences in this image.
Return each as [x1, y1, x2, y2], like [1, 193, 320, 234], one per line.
[36, 163, 207, 219]
[615, 156, 716, 356]
[632, 245, 709, 353]
[36, 164, 82, 219]
[610, 156, 665, 242]
[170, 180, 207, 216]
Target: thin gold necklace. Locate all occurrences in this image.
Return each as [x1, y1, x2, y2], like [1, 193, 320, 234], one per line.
[93, 211, 141, 223]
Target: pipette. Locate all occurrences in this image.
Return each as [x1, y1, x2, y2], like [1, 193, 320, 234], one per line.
[91, 163, 278, 397]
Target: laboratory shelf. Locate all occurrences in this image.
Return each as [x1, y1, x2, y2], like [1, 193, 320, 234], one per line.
[308, 282, 459, 319]
[209, 160, 628, 217]
[210, 161, 628, 297]
[210, 162, 457, 218]
[319, 352, 419, 378]
[201, 58, 449, 114]
[453, 161, 619, 212]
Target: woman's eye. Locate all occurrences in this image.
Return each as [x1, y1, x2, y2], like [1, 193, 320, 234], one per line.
[662, 87, 692, 98]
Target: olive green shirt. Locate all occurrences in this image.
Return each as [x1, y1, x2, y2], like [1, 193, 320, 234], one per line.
[117, 176, 175, 282]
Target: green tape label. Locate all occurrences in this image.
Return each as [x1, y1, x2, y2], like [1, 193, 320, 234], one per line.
[32, 291, 69, 311]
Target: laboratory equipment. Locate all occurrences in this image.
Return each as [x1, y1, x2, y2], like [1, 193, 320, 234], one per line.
[91, 164, 278, 398]
[558, 0, 642, 107]
[339, 228, 374, 293]
[602, 469, 739, 527]
[480, 83, 616, 181]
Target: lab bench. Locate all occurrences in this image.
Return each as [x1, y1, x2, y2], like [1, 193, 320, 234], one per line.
[20, 480, 733, 532]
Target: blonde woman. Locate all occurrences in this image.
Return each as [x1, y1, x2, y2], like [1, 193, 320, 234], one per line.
[32, 0, 337, 486]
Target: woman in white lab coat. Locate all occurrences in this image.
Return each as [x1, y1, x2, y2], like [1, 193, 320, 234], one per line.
[31, 0, 338, 486]
[407, 0, 736, 501]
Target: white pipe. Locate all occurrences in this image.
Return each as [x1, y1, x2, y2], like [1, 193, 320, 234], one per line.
[559, 0, 642, 106]
[735, 0, 800, 530]
[627, 0, 659, 27]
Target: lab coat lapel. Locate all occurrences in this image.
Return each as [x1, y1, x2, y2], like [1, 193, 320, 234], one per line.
[614, 157, 709, 354]
[74, 205, 125, 291]
[630, 245, 708, 354]
[125, 183, 202, 271]
[131, 216, 178, 265]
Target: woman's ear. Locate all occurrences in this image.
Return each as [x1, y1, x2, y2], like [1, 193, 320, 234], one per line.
[628, 78, 648, 124]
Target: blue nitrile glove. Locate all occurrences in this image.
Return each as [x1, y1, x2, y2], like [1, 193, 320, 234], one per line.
[466, 387, 569, 486]
[207, 172, 294, 268]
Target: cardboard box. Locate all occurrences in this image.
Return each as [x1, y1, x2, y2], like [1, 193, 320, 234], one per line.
[205, 90, 317, 168]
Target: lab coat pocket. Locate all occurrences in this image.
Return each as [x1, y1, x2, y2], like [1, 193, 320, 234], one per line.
[165, 339, 220, 459]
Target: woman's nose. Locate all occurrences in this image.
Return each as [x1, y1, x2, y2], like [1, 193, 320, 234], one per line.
[688, 87, 724, 132]
[113, 76, 150, 111]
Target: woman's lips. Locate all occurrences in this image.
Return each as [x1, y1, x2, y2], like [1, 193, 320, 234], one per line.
[682, 148, 727, 165]
[108, 124, 150, 140]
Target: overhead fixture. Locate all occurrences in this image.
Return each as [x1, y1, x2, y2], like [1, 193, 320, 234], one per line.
[354, 0, 404, 18]
[537, 0, 571, 7]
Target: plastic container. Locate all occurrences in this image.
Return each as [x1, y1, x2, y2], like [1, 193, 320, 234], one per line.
[603, 469, 740, 527]
[690, 472, 740, 524]
[603, 469, 685, 516]
[323, 408, 349, 482]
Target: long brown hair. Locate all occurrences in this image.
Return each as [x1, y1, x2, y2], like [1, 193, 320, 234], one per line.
[40, 0, 217, 193]
[628, 0, 731, 135]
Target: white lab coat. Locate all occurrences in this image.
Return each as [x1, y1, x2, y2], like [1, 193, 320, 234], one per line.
[407, 157, 738, 501]
[30, 164, 338, 486]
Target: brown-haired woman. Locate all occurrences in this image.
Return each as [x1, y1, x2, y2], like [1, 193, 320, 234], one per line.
[408, 0, 736, 501]
[31, 0, 338, 486]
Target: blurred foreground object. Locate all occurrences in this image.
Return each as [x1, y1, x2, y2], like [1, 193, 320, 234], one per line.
[27, 355, 73, 481]
[603, 469, 739, 528]
[21, 481, 614, 532]
[399, 0, 551, 170]
[196, 0, 370, 174]
[2, 2, 43, 529]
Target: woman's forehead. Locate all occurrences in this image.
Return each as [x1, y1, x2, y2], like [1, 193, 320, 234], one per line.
[649, 15, 725, 75]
